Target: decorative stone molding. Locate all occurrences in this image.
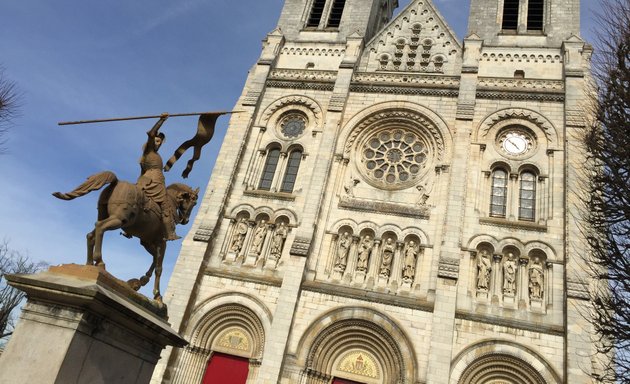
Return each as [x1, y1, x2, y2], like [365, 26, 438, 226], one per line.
[350, 84, 459, 98]
[438, 257, 460, 279]
[477, 77, 564, 92]
[457, 353, 547, 384]
[281, 47, 346, 57]
[477, 108, 557, 142]
[266, 80, 335, 92]
[290, 237, 312, 257]
[480, 52, 563, 64]
[193, 224, 214, 242]
[352, 73, 460, 88]
[476, 91, 565, 102]
[478, 217, 548, 233]
[268, 69, 337, 83]
[339, 196, 430, 219]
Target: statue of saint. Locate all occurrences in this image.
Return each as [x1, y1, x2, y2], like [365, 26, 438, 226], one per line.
[270, 222, 288, 260]
[356, 235, 373, 272]
[477, 250, 492, 291]
[344, 176, 360, 197]
[251, 220, 268, 255]
[402, 241, 417, 282]
[230, 218, 249, 253]
[529, 257, 544, 299]
[379, 238, 395, 278]
[137, 114, 180, 241]
[334, 232, 352, 271]
[503, 253, 517, 295]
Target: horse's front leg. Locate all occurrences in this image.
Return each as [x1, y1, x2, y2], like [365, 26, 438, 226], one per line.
[153, 240, 166, 303]
[93, 217, 124, 268]
[86, 230, 96, 265]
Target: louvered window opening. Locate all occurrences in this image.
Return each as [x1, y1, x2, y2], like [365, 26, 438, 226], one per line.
[259, 149, 280, 190]
[502, 0, 520, 30]
[527, 0, 544, 30]
[327, 0, 346, 28]
[307, 0, 326, 27]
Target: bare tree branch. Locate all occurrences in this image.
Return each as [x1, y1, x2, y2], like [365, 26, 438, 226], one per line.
[0, 241, 46, 342]
[583, 0, 630, 382]
[0, 66, 21, 154]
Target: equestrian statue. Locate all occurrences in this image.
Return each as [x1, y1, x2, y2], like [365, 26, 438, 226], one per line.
[54, 111, 231, 303]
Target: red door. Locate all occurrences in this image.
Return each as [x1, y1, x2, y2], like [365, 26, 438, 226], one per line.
[201, 352, 249, 384]
[332, 378, 365, 384]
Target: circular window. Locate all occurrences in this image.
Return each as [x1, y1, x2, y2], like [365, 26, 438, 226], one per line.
[279, 112, 307, 139]
[360, 128, 429, 189]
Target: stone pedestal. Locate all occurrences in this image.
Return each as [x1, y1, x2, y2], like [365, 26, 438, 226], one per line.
[0, 264, 187, 384]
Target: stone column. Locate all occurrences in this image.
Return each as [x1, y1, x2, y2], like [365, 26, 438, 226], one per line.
[343, 235, 360, 282]
[366, 239, 382, 287]
[491, 253, 503, 304]
[0, 265, 186, 384]
[518, 257, 529, 309]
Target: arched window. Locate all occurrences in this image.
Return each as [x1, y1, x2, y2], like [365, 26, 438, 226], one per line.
[519, 171, 536, 221]
[490, 169, 508, 218]
[502, 0, 520, 30]
[280, 150, 302, 193]
[307, 0, 326, 27]
[258, 148, 280, 191]
[327, 0, 346, 28]
[527, 0, 544, 30]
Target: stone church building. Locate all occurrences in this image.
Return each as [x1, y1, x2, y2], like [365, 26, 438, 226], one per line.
[151, 0, 597, 383]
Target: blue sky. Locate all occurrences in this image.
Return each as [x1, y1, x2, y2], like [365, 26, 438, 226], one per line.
[0, 0, 602, 295]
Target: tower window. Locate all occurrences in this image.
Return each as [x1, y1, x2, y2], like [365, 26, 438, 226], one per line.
[527, 0, 544, 31]
[280, 150, 303, 193]
[259, 148, 281, 190]
[519, 171, 536, 220]
[502, 0, 520, 30]
[490, 169, 508, 218]
[327, 0, 346, 28]
[307, 0, 326, 27]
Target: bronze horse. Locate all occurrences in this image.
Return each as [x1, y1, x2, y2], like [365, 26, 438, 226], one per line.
[53, 171, 199, 303]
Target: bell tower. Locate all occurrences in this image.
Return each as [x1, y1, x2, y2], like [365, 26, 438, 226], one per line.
[276, 0, 398, 42]
[468, 0, 580, 46]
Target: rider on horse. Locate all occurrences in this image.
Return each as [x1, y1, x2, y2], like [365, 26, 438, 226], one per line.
[137, 113, 180, 241]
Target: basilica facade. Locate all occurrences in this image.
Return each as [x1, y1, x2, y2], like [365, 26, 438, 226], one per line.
[151, 0, 597, 383]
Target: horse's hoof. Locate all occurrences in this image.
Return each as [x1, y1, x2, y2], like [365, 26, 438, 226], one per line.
[127, 279, 142, 291]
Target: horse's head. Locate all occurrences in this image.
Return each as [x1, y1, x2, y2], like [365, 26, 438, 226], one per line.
[167, 184, 199, 225]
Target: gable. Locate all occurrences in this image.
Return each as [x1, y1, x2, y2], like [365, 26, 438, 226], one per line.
[358, 0, 462, 75]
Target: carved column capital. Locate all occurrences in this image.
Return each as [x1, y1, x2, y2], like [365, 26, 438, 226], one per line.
[493, 254, 503, 263]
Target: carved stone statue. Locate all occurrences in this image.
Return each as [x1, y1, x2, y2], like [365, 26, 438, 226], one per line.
[229, 218, 249, 253]
[334, 232, 352, 272]
[356, 235, 373, 272]
[503, 253, 517, 295]
[529, 257, 544, 299]
[477, 250, 492, 291]
[402, 241, 418, 282]
[251, 220, 269, 255]
[270, 222, 288, 260]
[344, 175, 360, 197]
[416, 184, 430, 206]
[379, 238, 395, 278]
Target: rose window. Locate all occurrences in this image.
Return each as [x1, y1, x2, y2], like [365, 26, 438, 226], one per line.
[361, 129, 429, 188]
[279, 112, 307, 139]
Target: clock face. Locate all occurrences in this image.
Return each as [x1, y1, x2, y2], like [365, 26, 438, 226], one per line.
[499, 130, 533, 156]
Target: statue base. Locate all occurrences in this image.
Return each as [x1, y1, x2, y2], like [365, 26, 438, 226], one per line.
[0, 264, 187, 384]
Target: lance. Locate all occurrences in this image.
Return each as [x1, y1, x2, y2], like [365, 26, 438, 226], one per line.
[58, 111, 243, 126]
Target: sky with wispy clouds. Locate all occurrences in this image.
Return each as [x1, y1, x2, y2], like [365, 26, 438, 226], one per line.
[0, 0, 602, 296]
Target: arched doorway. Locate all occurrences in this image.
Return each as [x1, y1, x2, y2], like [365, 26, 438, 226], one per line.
[201, 352, 250, 384]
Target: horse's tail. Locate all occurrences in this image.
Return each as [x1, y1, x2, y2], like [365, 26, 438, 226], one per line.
[52, 171, 118, 201]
